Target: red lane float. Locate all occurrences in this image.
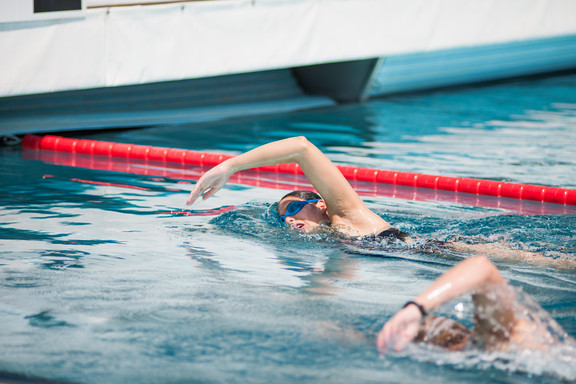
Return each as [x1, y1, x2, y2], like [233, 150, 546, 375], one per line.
[25, 147, 575, 215]
[22, 134, 576, 206]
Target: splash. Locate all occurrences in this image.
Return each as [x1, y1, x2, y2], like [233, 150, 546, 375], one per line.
[391, 287, 576, 381]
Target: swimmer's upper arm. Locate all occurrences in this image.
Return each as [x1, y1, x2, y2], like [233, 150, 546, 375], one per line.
[463, 256, 519, 345]
[292, 137, 391, 231]
[292, 137, 367, 216]
[414, 255, 506, 313]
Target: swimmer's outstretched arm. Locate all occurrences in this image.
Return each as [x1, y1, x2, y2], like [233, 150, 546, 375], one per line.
[186, 136, 355, 206]
[449, 241, 576, 269]
[186, 136, 388, 230]
[377, 255, 512, 353]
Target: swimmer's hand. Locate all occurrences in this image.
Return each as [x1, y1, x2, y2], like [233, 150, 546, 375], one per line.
[186, 164, 233, 205]
[376, 304, 422, 353]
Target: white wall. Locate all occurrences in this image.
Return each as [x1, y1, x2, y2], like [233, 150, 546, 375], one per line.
[2, 0, 576, 97]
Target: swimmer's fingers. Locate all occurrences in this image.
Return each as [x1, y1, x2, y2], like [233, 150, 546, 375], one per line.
[186, 180, 224, 205]
[186, 165, 232, 205]
[392, 329, 416, 352]
[186, 185, 204, 206]
[201, 186, 221, 201]
[376, 323, 395, 353]
[186, 186, 215, 206]
[377, 306, 422, 354]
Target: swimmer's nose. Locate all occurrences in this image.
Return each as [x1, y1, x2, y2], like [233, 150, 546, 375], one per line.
[285, 216, 296, 225]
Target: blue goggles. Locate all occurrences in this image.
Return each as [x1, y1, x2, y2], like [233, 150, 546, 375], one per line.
[280, 199, 320, 222]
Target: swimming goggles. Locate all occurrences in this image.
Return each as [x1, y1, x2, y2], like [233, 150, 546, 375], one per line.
[280, 199, 320, 222]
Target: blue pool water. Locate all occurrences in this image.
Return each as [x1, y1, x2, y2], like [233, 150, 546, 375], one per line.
[1, 72, 576, 384]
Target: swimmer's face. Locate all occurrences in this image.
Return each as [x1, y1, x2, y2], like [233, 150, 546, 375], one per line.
[277, 197, 330, 233]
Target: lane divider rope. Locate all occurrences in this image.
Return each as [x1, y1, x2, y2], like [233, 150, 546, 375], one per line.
[22, 134, 576, 206]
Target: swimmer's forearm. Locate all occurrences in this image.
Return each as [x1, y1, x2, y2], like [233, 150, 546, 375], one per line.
[379, 256, 510, 353]
[224, 136, 319, 173]
[413, 255, 504, 314]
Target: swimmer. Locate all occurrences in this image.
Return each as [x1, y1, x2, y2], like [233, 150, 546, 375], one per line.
[186, 136, 575, 267]
[187, 136, 397, 238]
[377, 255, 572, 353]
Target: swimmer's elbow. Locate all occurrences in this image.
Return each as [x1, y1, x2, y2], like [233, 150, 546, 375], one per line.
[289, 136, 317, 158]
[470, 255, 505, 285]
[291, 136, 312, 149]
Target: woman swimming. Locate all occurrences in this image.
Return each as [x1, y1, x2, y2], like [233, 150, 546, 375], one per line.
[187, 136, 395, 237]
[187, 136, 575, 267]
[377, 255, 572, 353]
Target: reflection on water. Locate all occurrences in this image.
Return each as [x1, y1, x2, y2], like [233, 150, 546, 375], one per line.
[1, 72, 576, 384]
[330, 97, 576, 189]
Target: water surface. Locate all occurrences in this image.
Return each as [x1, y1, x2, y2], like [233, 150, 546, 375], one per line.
[1, 72, 576, 383]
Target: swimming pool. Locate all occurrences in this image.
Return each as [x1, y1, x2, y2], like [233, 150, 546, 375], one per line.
[1, 72, 576, 383]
